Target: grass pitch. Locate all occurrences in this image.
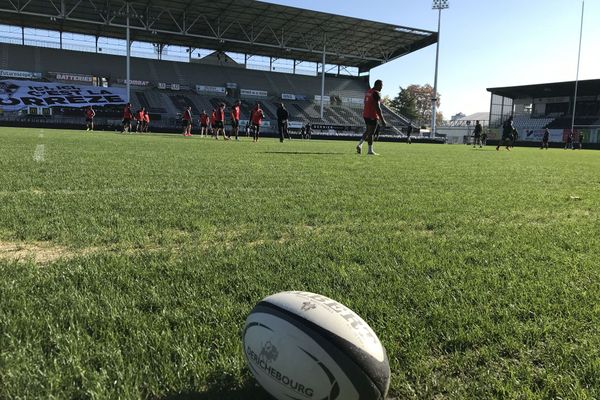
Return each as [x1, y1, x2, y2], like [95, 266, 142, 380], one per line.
[0, 127, 599, 399]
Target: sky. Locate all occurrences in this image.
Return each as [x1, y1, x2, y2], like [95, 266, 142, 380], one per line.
[265, 0, 600, 118]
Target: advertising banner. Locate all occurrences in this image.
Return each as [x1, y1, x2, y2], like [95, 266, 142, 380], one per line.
[312, 123, 356, 131]
[239, 119, 271, 128]
[0, 69, 42, 79]
[0, 80, 127, 111]
[521, 128, 564, 143]
[314, 95, 330, 103]
[342, 97, 363, 105]
[53, 72, 93, 83]
[118, 79, 150, 86]
[196, 85, 226, 94]
[288, 121, 305, 129]
[158, 83, 181, 90]
[241, 89, 267, 97]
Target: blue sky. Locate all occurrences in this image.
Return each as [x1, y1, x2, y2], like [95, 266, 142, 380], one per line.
[266, 0, 599, 118]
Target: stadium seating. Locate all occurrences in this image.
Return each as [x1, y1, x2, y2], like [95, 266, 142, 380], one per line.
[512, 115, 555, 130]
[0, 42, 414, 133]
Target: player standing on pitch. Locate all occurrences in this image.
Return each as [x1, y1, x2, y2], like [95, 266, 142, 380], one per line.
[230, 101, 241, 141]
[357, 79, 387, 155]
[199, 110, 209, 137]
[211, 109, 217, 139]
[473, 120, 482, 148]
[143, 109, 150, 133]
[251, 103, 264, 142]
[277, 103, 290, 143]
[85, 106, 95, 131]
[496, 116, 514, 151]
[121, 103, 133, 134]
[214, 103, 228, 140]
[135, 107, 145, 133]
[182, 106, 192, 137]
[541, 128, 550, 150]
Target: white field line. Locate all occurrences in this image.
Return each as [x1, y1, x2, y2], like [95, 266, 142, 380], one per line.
[33, 144, 45, 162]
[0, 186, 276, 196]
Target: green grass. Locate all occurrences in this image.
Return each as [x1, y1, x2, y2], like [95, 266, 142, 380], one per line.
[0, 127, 599, 399]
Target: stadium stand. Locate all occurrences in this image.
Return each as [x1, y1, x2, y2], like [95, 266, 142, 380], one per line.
[512, 116, 555, 130]
[488, 80, 600, 131]
[0, 0, 441, 139]
[1, 38, 418, 135]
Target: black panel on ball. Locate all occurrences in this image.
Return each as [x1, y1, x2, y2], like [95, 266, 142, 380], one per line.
[251, 301, 390, 400]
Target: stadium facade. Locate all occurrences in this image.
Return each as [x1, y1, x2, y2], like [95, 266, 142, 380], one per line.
[487, 79, 600, 145]
[0, 0, 438, 137]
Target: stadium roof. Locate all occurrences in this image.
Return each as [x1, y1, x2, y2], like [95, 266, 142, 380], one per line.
[0, 0, 437, 73]
[488, 79, 600, 99]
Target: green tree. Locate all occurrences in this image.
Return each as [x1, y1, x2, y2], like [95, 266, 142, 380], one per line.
[388, 84, 443, 126]
[388, 88, 418, 122]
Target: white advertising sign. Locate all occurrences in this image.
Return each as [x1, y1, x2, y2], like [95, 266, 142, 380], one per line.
[196, 85, 226, 94]
[521, 128, 566, 143]
[0, 69, 42, 79]
[54, 73, 93, 83]
[241, 89, 268, 97]
[0, 80, 127, 111]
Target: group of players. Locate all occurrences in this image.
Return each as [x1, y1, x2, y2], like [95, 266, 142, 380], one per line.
[119, 104, 151, 133]
[181, 101, 264, 141]
[80, 79, 391, 155]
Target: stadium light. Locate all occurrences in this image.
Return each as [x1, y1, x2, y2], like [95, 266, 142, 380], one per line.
[571, 1, 584, 135]
[126, 2, 130, 103]
[431, 0, 449, 137]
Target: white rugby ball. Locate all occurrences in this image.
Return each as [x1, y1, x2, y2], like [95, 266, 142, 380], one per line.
[242, 291, 390, 400]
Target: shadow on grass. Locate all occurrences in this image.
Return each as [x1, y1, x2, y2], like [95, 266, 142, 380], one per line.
[161, 386, 272, 400]
[160, 373, 272, 400]
[262, 151, 344, 155]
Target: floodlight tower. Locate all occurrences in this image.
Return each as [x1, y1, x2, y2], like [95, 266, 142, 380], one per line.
[431, 0, 449, 138]
[571, 0, 584, 135]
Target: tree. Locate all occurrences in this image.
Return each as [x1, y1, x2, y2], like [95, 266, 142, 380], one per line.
[388, 84, 442, 127]
[388, 88, 418, 122]
[381, 95, 392, 108]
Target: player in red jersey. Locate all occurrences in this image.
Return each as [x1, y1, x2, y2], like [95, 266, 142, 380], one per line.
[84, 106, 95, 131]
[199, 110, 209, 137]
[135, 107, 145, 133]
[143, 110, 150, 133]
[210, 109, 217, 139]
[121, 103, 133, 133]
[230, 100, 241, 141]
[357, 80, 387, 155]
[251, 102, 264, 142]
[214, 103, 229, 140]
[182, 106, 192, 136]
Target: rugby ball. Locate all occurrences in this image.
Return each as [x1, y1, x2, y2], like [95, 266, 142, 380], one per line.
[242, 291, 390, 400]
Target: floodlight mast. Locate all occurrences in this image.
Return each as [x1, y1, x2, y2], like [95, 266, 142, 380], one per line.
[571, 0, 584, 135]
[431, 0, 448, 138]
[126, 1, 131, 103]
